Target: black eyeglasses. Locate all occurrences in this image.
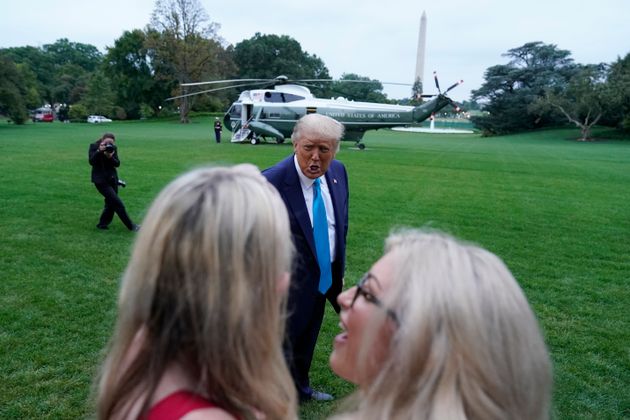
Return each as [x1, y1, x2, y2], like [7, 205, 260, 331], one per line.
[351, 273, 399, 325]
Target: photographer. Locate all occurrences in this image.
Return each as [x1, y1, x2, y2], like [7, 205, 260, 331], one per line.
[88, 133, 139, 231]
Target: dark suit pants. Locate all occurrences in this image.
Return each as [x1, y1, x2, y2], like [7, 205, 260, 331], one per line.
[285, 291, 326, 399]
[95, 183, 133, 230]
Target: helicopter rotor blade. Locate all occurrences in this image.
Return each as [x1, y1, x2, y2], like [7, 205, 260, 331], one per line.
[433, 71, 441, 94]
[445, 80, 464, 94]
[165, 81, 271, 101]
[181, 78, 271, 87]
[448, 98, 463, 113]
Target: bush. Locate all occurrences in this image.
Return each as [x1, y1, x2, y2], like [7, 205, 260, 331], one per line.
[69, 104, 88, 122]
[113, 106, 126, 120]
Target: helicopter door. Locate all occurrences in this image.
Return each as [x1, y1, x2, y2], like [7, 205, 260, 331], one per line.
[231, 103, 254, 143]
[243, 104, 253, 126]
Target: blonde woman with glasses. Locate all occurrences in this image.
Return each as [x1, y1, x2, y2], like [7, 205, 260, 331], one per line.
[96, 165, 296, 420]
[330, 229, 552, 420]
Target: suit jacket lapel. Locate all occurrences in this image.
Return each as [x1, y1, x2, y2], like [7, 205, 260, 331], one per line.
[325, 167, 344, 261]
[284, 160, 317, 258]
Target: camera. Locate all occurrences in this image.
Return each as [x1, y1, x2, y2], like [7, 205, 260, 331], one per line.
[118, 179, 126, 188]
[104, 143, 117, 153]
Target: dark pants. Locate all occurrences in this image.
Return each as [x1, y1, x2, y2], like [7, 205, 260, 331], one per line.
[95, 182, 134, 230]
[284, 291, 326, 400]
[214, 130, 221, 143]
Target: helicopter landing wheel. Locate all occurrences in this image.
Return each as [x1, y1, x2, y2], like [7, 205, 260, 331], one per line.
[357, 143, 366, 150]
[250, 137, 259, 145]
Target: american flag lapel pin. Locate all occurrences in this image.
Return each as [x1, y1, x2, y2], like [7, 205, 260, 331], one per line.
[333, 179, 338, 184]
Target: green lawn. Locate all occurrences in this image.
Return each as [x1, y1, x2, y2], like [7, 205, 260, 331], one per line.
[1, 119, 628, 418]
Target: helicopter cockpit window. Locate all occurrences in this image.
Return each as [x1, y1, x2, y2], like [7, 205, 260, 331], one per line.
[228, 104, 242, 118]
[264, 92, 305, 103]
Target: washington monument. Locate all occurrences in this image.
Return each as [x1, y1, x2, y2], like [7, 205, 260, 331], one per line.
[415, 11, 427, 88]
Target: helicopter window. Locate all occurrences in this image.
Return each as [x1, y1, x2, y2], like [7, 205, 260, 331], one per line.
[264, 92, 305, 103]
[228, 104, 242, 118]
[268, 112, 281, 118]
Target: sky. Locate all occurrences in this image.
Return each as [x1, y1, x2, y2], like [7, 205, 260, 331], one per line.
[2, 0, 629, 103]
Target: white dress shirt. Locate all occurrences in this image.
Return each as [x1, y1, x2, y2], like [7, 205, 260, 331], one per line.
[294, 155, 337, 261]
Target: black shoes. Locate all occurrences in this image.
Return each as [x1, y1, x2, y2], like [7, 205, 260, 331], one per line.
[96, 224, 140, 231]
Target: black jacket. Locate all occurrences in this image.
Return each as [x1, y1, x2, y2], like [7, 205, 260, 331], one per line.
[88, 141, 120, 185]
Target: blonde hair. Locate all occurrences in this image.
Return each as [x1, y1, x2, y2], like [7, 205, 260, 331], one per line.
[96, 165, 296, 419]
[291, 113, 345, 151]
[340, 229, 552, 420]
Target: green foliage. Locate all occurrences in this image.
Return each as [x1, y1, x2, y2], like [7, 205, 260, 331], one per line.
[472, 42, 577, 135]
[105, 30, 157, 119]
[330, 73, 389, 103]
[0, 56, 29, 124]
[68, 103, 88, 121]
[531, 64, 610, 140]
[0, 121, 628, 419]
[82, 71, 115, 117]
[603, 53, 630, 129]
[233, 32, 331, 96]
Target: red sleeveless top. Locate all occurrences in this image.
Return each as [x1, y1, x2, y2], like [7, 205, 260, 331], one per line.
[144, 390, 216, 420]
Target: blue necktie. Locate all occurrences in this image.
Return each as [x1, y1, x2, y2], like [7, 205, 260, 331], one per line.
[313, 178, 332, 294]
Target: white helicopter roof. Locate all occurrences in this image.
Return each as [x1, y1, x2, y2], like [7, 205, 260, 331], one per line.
[236, 83, 411, 111]
[239, 84, 314, 103]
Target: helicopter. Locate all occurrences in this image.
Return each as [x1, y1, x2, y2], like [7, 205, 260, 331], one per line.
[169, 73, 463, 149]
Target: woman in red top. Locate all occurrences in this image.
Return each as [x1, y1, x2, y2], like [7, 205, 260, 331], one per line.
[96, 165, 297, 420]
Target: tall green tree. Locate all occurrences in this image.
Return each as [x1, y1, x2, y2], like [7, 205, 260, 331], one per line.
[0, 56, 29, 124]
[1, 46, 55, 104]
[105, 30, 157, 119]
[531, 64, 609, 140]
[330, 73, 388, 103]
[1, 40, 102, 106]
[233, 33, 330, 81]
[147, 0, 232, 123]
[82, 70, 115, 116]
[471, 42, 576, 135]
[604, 53, 630, 131]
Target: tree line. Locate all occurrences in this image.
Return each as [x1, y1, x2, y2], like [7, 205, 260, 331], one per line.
[471, 42, 630, 140]
[1, 0, 628, 139]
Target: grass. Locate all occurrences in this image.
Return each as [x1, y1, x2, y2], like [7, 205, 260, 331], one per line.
[0, 119, 629, 418]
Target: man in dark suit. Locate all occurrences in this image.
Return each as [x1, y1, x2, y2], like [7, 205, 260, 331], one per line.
[263, 114, 348, 402]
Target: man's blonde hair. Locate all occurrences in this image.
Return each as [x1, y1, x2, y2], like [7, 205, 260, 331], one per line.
[292, 113, 344, 151]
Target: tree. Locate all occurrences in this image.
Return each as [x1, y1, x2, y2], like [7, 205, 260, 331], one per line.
[0, 56, 29, 123]
[531, 64, 609, 140]
[471, 42, 576, 135]
[105, 30, 156, 119]
[604, 53, 630, 131]
[410, 78, 423, 105]
[82, 70, 115, 117]
[147, 0, 231, 123]
[233, 33, 330, 80]
[330, 73, 388, 103]
[1, 46, 55, 105]
[1, 40, 102, 106]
